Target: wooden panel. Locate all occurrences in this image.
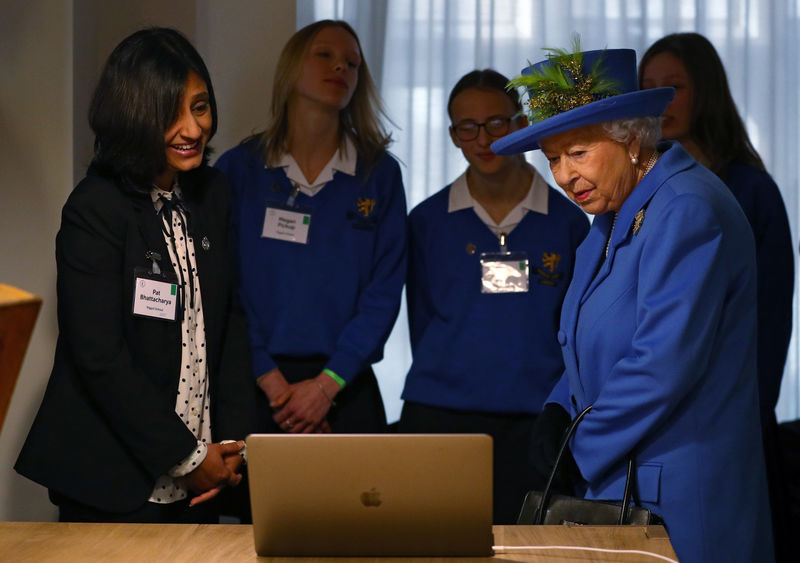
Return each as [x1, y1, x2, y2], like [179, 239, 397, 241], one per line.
[0, 284, 42, 434]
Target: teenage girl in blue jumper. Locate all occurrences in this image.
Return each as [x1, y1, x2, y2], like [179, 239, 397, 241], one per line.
[216, 20, 406, 434]
[640, 32, 794, 562]
[398, 70, 589, 523]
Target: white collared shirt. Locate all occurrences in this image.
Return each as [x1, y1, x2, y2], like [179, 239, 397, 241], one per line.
[274, 135, 358, 197]
[447, 164, 550, 236]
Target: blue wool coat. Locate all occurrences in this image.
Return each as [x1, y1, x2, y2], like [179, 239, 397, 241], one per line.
[548, 143, 774, 563]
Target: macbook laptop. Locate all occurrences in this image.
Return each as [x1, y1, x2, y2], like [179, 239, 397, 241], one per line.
[245, 433, 494, 557]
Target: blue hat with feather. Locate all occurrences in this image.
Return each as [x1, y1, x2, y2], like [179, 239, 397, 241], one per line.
[491, 43, 674, 154]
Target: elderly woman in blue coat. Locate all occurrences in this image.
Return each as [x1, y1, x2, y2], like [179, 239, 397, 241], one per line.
[492, 45, 773, 563]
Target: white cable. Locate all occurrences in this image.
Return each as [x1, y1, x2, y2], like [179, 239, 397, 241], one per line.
[493, 544, 679, 563]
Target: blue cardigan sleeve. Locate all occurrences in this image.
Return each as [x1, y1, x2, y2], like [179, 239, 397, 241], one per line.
[406, 205, 434, 351]
[325, 157, 408, 383]
[740, 173, 794, 420]
[214, 148, 279, 379]
[546, 372, 571, 412]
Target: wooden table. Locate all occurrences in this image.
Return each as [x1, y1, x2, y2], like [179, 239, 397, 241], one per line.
[0, 284, 42, 433]
[0, 522, 678, 562]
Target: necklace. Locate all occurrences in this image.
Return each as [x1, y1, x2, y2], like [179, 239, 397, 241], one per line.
[641, 150, 659, 177]
[604, 212, 618, 257]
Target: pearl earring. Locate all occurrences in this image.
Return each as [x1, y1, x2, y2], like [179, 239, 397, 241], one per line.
[630, 155, 639, 165]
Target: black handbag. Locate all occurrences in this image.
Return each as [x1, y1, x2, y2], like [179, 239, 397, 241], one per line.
[517, 405, 663, 525]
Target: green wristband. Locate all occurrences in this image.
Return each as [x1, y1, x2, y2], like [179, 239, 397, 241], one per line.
[323, 368, 346, 388]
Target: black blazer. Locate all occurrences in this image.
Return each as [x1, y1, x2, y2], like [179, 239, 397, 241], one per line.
[15, 166, 256, 512]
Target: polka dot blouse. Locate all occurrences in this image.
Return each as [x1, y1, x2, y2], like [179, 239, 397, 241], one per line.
[148, 186, 212, 505]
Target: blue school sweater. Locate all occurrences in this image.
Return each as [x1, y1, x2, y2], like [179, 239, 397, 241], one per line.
[402, 177, 588, 413]
[215, 139, 407, 384]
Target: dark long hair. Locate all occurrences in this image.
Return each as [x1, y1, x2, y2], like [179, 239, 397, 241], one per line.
[447, 69, 522, 121]
[638, 32, 764, 177]
[88, 27, 218, 190]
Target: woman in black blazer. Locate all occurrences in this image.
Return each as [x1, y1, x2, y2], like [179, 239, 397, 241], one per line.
[15, 28, 255, 523]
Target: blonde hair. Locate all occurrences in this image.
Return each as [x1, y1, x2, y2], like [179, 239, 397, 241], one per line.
[259, 20, 392, 172]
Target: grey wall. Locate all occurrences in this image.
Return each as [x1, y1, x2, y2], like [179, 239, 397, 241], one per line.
[0, 0, 296, 522]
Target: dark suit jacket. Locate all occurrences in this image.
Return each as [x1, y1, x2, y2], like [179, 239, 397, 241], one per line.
[15, 165, 256, 512]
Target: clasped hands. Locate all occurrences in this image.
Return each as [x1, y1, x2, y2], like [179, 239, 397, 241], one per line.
[257, 368, 340, 434]
[184, 440, 246, 506]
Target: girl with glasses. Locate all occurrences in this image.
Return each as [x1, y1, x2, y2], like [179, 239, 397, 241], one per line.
[640, 32, 794, 561]
[398, 69, 589, 524]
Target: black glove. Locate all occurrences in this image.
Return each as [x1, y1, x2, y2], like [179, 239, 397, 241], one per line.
[529, 403, 580, 495]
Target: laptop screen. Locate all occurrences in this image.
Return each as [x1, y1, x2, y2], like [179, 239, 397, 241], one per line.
[246, 433, 494, 557]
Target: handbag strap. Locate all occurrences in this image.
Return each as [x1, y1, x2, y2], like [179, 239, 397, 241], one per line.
[534, 405, 592, 524]
[618, 457, 635, 525]
[534, 404, 636, 525]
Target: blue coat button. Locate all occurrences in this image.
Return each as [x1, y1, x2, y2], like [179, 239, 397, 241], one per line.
[557, 330, 567, 346]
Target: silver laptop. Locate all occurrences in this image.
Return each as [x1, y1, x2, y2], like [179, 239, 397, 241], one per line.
[245, 433, 494, 557]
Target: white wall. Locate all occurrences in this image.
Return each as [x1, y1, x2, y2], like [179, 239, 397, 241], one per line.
[197, 0, 292, 160]
[0, 0, 73, 523]
[72, 0, 201, 184]
[0, 0, 296, 522]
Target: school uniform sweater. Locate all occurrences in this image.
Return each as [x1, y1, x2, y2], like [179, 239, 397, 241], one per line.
[215, 139, 407, 384]
[402, 172, 588, 413]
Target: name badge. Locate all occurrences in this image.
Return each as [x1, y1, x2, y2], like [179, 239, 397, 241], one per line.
[480, 251, 529, 293]
[262, 206, 311, 244]
[133, 274, 178, 321]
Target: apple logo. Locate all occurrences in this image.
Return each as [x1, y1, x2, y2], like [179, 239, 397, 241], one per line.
[360, 487, 382, 507]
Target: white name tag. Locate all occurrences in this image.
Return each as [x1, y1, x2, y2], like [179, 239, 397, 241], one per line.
[133, 277, 178, 320]
[480, 252, 530, 293]
[262, 206, 311, 244]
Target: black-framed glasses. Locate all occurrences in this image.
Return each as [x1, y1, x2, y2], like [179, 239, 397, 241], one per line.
[452, 115, 516, 141]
